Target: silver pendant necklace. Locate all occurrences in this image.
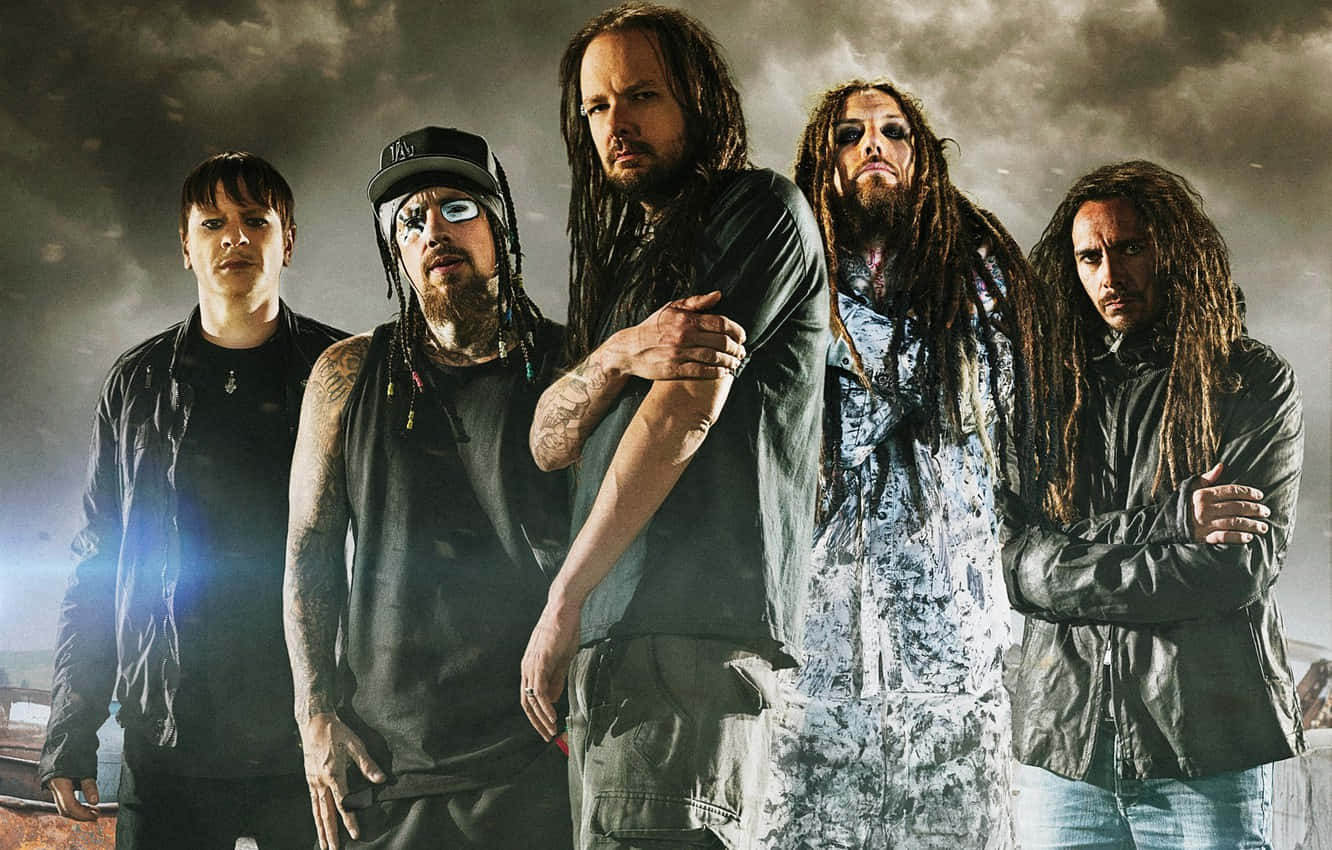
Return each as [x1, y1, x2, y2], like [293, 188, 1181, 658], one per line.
[224, 370, 237, 394]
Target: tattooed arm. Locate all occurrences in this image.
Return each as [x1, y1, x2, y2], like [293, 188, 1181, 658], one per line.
[530, 290, 747, 471]
[283, 334, 383, 850]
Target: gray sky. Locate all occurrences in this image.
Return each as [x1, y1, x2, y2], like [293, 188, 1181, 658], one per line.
[1, 0, 1329, 652]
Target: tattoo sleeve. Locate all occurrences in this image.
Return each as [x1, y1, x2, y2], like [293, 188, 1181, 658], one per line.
[283, 334, 369, 721]
[529, 350, 626, 471]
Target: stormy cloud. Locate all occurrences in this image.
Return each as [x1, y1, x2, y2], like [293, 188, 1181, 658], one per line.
[1, 0, 1327, 651]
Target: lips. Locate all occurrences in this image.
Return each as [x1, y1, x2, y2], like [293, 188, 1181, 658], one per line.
[217, 257, 254, 271]
[855, 160, 896, 180]
[611, 141, 652, 165]
[1101, 294, 1141, 312]
[426, 252, 466, 275]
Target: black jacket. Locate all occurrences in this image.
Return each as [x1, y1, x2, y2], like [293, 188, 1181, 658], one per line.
[38, 302, 345, 786]
[1002, 329, 1305, 780]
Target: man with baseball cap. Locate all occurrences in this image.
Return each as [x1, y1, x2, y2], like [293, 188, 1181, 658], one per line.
[282, 126, 572, 849]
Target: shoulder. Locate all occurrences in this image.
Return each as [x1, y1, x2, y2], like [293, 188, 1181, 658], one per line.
[97, 322, 185, 407]
[290, 310, 350, 347]
[712, 168, 818, 233]
[306, 332, 374, 407]
[1230, 337, 1300, 404]
[705, 169, 823, 281]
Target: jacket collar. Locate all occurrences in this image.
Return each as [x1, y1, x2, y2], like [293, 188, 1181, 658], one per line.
[168, 300, 299, 383]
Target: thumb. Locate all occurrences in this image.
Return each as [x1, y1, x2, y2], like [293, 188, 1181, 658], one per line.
[346, 736, 386, 784]
[671, 290, 723, 311]
[1200, 462, 1224, 485]
[81, 778, 99, 806]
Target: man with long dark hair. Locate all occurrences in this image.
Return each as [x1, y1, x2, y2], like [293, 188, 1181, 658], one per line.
[761, 79, 1038, 849]
[39, 152, 345, 848]
[1004, 160, 1304, 848]
[520, 4, 827, 847]
[284, 127, 572, 849]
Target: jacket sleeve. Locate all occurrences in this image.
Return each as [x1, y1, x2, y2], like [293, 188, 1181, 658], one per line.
[1003, 346, 1303, 625]
[37, 371, 122, 786]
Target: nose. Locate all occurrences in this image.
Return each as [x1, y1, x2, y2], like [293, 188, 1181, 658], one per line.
[220, 221, 249, 248]
[608, 98, 636, 141]
[423, 207, 454, 246]
[862, 126, 883, 156]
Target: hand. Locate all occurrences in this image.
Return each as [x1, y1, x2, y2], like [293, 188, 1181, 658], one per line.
[1191, 463, 1269, 544]
[520, 595, 581, 741]
[298, 712, 386, 850]
[606, 290, 746, 380]
[49, 776, 99, 821]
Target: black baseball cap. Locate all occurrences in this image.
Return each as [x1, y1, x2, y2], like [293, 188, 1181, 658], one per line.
[368, 126, 508, 243]
[367, 126, 502, 207]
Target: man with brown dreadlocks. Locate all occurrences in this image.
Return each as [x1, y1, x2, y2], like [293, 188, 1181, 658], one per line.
[283, 127, 574, 850]
[1003, 160, 1304, 849]
[759, 80, 1039, 849]
[520, 4, 827, 848]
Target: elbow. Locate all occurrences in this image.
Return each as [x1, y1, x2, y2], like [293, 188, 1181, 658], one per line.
[530, 432, 576, 472]
[642, 407, 718, 460]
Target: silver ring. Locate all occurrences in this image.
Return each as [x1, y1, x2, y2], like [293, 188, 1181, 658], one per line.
[524, 687, 536, 697]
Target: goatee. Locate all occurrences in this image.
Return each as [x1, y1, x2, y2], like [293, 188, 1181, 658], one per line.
[418, 270, 499, 353]
[607, 147, 689, 206]
[842, 178, 914, 246]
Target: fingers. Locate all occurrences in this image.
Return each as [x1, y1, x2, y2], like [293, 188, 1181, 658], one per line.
[1204, 529, 1255, 545]
[670, 290, 723, 311]
[307, 783, 331, 850]
[1201, 515, 1269, 535]
[50, 777, 98, 821]
[520, 673, 560, 740]
[1197, 483, 1265, 503]
[345, 737, 387, 785]
[80, 777, 99, 807]
[334, 794, 360, 848]
[314, 784, 342, 850]
[1199, 462, 1224, 485]
[1207, 499, 1271, 520]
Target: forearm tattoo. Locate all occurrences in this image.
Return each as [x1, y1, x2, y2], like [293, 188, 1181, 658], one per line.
[531, 356, 616, 469]
[285, 336, 367, 720]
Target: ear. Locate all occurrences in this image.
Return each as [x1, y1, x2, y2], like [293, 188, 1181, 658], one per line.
[283, 224, 296, 267]
[181, 231, 192, 270]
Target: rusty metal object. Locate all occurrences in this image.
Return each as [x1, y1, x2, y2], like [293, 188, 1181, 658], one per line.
[0, 795, 117, 850]
[1297, 659, 1332, 730]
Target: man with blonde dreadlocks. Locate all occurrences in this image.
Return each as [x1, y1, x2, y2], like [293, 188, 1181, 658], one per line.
[283, 127, 574, 850]
[1002, 160, 1304, 849]
[760, 80, 1042, 850]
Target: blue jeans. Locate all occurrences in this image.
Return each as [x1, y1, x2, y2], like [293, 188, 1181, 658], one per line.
[1014, 720, 1272, 849]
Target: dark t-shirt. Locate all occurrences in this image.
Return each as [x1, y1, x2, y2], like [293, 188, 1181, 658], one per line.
[340, 321, 568, 801]
[135, 328, 304, 777]
[572, 169, 829, 663]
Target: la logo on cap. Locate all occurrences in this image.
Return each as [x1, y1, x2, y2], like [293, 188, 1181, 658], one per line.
[389, 138, 415, 163]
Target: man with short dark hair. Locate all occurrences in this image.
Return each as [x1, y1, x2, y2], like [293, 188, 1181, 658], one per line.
[1003, 160, 1305, 848]
[760, 79, 1037, 850]
[39, 152, 345, 849]
[521, 4, 827, 847]
[282, 126, 575, 850]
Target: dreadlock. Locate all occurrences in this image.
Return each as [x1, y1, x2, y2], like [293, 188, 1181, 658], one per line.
[559, 2, 750, 365]
[1025, 160, 1243, 522]
[794, 79, 1043, 491]
[372, 157, 545, 435]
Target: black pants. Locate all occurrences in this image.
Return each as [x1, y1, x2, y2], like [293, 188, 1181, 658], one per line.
[116, 756, 315, 850]
[335, 744, 573, 850]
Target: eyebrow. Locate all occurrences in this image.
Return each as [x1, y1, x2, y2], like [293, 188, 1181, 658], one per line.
[582, 79, 660, 108]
